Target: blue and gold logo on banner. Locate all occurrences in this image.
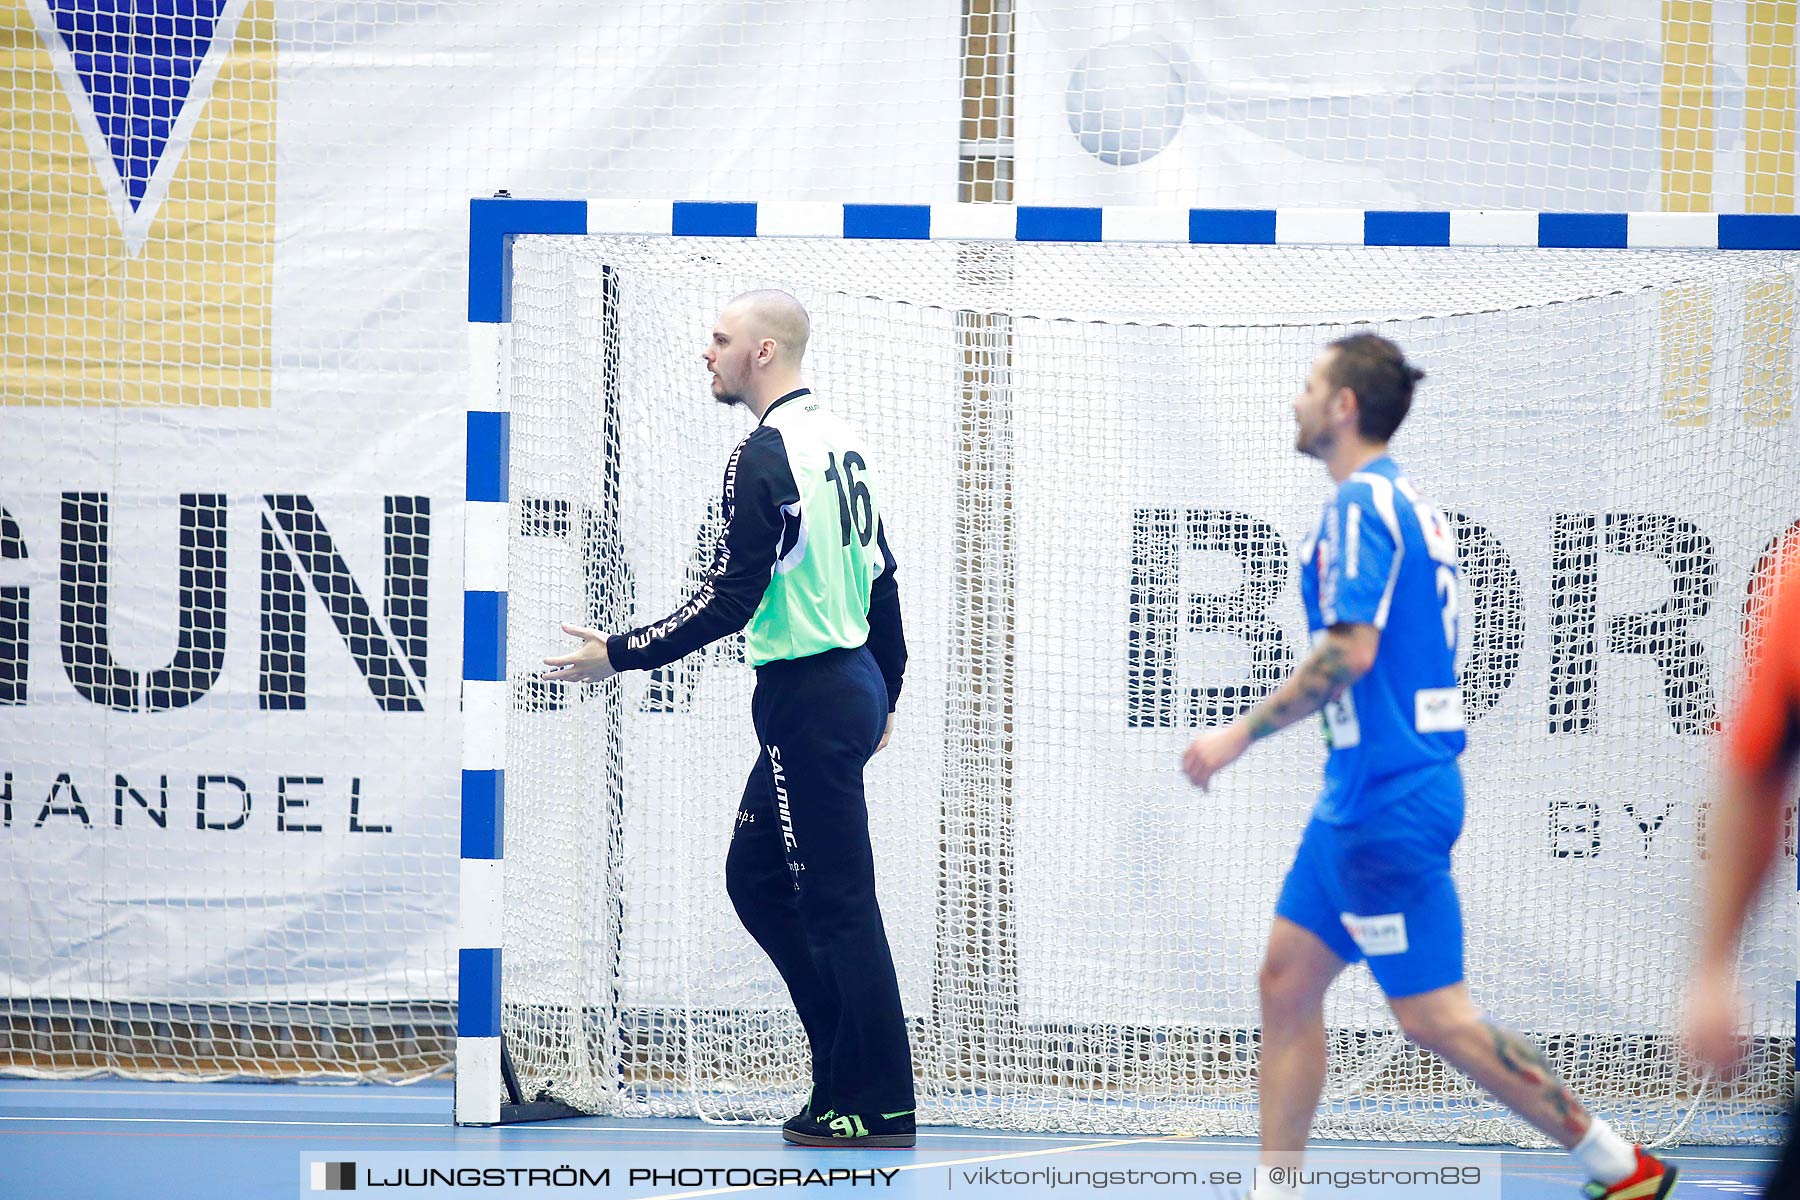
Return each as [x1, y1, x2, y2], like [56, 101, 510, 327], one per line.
[2, 0, 273, 407]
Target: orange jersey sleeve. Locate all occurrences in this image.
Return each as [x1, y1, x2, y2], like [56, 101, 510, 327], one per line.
[1728, 550, 1800, 779]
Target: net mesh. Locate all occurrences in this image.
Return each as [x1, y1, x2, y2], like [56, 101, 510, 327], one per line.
[501, 234, 1799, 1142]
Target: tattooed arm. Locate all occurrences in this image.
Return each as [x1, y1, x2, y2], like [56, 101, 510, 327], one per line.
[1243, 624, 1378, 745]
[1181, 623, 1379, 791]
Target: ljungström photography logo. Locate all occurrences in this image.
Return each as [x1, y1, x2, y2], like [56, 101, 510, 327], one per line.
[310, 1161, 355, 1191]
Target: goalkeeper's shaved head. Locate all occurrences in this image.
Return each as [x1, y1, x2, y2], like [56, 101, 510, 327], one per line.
[726, 289, 811, 365]
[704, 289, 812, 413]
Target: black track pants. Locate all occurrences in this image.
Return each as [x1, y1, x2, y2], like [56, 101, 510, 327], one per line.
[724, 645, 915, 1117]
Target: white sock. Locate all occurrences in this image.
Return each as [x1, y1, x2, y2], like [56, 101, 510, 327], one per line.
[1571, 1119, 1637, 1184]
[1250, 1164, 1304, 1199]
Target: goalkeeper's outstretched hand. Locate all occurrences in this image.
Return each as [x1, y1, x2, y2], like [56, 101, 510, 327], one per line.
[542, 623, 618, 683]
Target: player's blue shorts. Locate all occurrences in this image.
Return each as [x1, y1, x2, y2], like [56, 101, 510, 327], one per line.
[1274, 766, 1466, 998]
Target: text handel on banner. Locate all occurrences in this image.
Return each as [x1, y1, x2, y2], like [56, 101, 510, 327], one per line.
[2, 491, 432, 835]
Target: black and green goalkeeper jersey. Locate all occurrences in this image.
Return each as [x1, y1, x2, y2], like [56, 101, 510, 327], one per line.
[606, 388, 907, 709]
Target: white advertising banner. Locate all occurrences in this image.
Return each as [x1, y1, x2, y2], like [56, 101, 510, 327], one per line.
[0, 0, 961, 1005]
[999, 311, 1796, 1033]
[1013, 0, 1785, 211]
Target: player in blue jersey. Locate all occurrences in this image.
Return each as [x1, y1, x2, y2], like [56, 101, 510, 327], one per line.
[1182, 334, 1676, 1200]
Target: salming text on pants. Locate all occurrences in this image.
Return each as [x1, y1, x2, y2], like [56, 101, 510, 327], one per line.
[724, 644, 915, 1117]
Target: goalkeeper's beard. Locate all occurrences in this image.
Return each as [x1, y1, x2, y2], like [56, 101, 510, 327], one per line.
[712, 373, 745, 408]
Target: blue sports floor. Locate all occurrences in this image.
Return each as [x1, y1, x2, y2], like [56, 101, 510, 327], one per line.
[0, 1078, 1780, 1199]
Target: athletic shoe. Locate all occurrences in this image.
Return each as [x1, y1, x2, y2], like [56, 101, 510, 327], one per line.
[1582, 1147, 1677, 1199]
[781, 1107, 915, 1148]
[782, 1087, 828, 1138]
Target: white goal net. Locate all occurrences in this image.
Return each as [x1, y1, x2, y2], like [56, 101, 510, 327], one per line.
[496, 232, 1800, 1142]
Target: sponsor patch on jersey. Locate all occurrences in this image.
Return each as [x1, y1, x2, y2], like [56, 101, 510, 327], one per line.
[774, 501, 808, 574]
[1340, 911, 1409, 957]
[1322, 691, 1361, 748]
[1414, 686, 1465, 733]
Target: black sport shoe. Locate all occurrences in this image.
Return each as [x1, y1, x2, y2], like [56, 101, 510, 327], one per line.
[781, 1107, 915, 1148]
[782, 1087, 830, 1138]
